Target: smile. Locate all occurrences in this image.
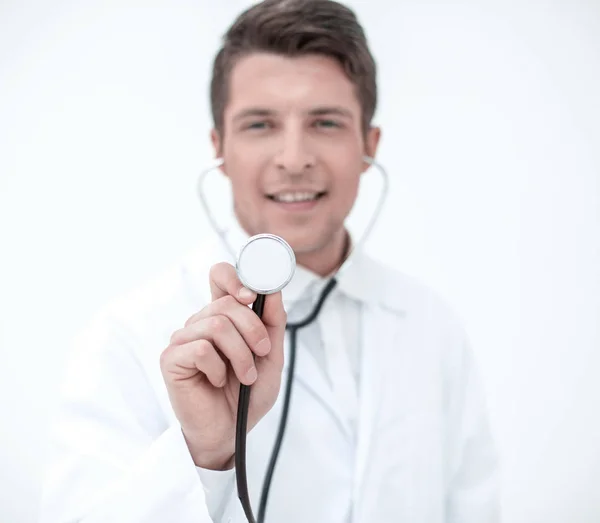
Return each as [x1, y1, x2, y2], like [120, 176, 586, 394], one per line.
[266, 191, 327, 203]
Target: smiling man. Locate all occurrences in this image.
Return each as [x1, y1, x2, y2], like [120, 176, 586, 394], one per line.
[39, 1, 500, 522]
[210, 44, 380, 276]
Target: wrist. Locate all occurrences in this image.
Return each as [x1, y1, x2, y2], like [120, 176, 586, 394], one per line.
[182, 429, 234, 470]
[195, 450, 235, 471]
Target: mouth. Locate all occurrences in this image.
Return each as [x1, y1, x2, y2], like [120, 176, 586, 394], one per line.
[266, 190, 327, 203]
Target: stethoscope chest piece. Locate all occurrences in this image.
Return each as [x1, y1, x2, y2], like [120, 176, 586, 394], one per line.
[236, 234, 296, 295]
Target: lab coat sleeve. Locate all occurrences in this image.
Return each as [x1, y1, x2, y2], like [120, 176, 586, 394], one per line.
[38, 312, 246, 523]
[445, 334, 502, 523]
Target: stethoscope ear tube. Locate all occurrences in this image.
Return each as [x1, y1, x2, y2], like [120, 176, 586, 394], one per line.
[198, 156, 390, 522]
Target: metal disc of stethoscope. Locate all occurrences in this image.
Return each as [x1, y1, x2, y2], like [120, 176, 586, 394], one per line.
[236, 234, 296, 295]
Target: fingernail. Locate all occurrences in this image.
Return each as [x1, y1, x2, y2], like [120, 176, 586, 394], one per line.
[238, 287, 255, 301]
[245, 366, 258, 384]
[256, 338, 271, 355]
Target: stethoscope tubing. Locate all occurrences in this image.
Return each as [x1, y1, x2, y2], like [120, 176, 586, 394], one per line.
[196, 156, 390, 522]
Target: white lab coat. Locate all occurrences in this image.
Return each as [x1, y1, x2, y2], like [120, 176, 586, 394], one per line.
[39, 229, 500, 523]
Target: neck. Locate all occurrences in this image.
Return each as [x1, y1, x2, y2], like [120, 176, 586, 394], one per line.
[294, 228, 349, 277]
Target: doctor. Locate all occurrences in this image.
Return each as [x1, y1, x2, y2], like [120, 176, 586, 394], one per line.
[39, 0, 500, 522]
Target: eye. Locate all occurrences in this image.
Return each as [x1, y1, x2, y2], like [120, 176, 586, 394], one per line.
[246, 121, 271, 130]
[314, 119, 341, 129]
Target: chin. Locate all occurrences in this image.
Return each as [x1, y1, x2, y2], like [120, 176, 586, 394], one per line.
[275, 228, 333, 256]
[277, 231, 314, 252]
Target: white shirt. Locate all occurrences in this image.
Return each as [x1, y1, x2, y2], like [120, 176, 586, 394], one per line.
[39, 221, 500, 523]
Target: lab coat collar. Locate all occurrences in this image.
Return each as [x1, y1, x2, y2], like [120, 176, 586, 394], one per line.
[221, 215, 381, 308]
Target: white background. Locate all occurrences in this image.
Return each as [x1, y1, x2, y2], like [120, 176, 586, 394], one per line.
[1, 0, 599, 521]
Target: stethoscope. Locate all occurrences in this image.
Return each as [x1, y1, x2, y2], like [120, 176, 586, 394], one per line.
[196, 156, 389, 523]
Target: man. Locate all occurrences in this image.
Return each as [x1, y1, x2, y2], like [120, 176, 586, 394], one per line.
[39, 1, 500, 521]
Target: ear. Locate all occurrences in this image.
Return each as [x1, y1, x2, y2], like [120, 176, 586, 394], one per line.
[362, 126, 382, 172]
[210, 128, 227, 175]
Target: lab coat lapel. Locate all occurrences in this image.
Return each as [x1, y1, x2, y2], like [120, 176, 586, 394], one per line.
[350, 263, 408, 514]
[352, 303, 386, 504]
[281, 327, 353, 440]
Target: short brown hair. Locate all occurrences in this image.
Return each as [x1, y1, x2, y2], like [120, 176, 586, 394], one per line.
[210, 0, 377, 136]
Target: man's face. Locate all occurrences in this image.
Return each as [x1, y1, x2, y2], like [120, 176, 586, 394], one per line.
[212, 52, 380, 257]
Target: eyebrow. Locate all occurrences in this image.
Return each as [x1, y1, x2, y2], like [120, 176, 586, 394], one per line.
[232, 108, 275, 122]
[308, 106, 354, 119]
[232, 106, 355, 122]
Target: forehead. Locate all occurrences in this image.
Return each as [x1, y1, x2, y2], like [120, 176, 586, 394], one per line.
[225, 52, 360, 115]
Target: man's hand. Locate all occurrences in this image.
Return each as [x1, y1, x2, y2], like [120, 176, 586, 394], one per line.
[160, 262, 287, 470]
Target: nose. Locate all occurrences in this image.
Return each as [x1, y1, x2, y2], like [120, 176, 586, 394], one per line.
[274, 124, 316, 175]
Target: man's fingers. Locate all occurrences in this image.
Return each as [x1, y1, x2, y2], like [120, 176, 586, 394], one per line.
[186, 289, 286, 331]
[160, 339, 227, 387]
[170, 315, 259, 385]
[181, 297, 271, 357]
[176, 263, 287, 380]
[209, 262, 256, 304]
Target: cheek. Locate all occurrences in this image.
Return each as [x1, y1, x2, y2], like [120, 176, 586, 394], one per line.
[326, 174, 360, 223]
[340, 177, 361, 211]
[331, 155, 363, 201]
[223, 144, 267, 203]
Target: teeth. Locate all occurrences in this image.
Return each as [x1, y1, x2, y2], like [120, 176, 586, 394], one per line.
[273, 192, 319, 203]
